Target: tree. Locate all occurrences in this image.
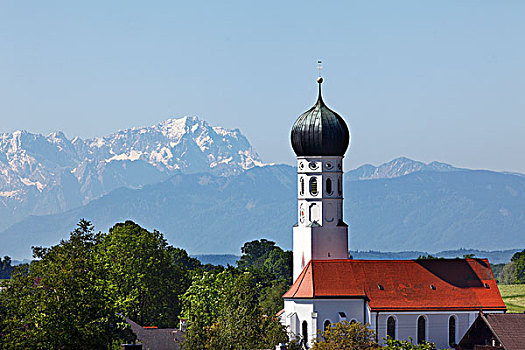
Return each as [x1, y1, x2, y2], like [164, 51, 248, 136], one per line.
[167, 246, 202, 271]
[0, 256, 13, 279]
[181, 270, 229, 350]
[384, 337, 440, 349]
[96, 220, 189, 328]
[499, 262, 516, 285]
[264, 249, 293, 284]
[312, 321, 378, 350]
[511, 249, 525, 284]
[0, 219, 133, 349]
[237, 239, 279, 270]
[182, 270, 288, 350]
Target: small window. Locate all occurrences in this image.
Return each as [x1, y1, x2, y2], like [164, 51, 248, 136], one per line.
[326, 178, 333, 194]
[449, 316, 456, 348]
[417, 316, 426, 344]
[300, 177, 305, 195]
[302, 321, 308, 344]
[338, 178, 342, 195]
[387, 316, 396, 340]
[310, 177, 318, 196]
[324, 320, 331, 332]
[350, 319, 356, 324]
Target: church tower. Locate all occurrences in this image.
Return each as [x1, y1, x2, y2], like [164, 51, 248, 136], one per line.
[290, 76, 350, 281]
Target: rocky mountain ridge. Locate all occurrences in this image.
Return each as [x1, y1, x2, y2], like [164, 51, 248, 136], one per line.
[0, 117, 263, 230]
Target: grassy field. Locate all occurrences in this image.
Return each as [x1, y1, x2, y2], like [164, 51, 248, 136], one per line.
[498, 284, 525, 313]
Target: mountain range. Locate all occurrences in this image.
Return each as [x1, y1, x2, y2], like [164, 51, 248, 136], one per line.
[0, 117, 262, 231]
[1, 118, 524, 259]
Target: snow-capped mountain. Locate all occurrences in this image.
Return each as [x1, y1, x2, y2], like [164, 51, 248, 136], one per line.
[0, 117, 264, 230]
[346, 157, 458, 181]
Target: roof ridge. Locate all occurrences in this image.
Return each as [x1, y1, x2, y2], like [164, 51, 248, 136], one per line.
[292, 260, 312, 298]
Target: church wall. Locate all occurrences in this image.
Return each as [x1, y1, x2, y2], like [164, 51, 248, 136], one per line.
[283, 299, 314, 344]
[284, 298, 366, 347]
[313, 299, 366, 325]
[372, 311, 489, 349]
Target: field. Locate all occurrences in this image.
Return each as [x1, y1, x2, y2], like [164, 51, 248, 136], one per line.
[498, 284, 525, 313]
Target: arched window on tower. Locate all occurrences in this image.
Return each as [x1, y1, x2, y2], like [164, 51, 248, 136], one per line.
[338, 178, 342, 196]
[387, 316, 396, 340]
[310, 177, 318, 196]
[449, 315, 456, 348]
[302, 321, 308, 344]
[324, 320, 331, 332]
[326, 178, 333, 195]
[300, 177, 305, 196]
[417, 316, 426, 344]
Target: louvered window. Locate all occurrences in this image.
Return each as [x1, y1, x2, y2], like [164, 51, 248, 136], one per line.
[310, 177, 318, 196]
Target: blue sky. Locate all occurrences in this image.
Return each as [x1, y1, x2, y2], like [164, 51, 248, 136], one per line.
[1, 1, 524, 172]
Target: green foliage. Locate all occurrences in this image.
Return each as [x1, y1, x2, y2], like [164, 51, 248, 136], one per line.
[312, 321, 378, 350]
[0, 219, 134, 349]
[235, 239, 293, 316]
[264, 249, 293, 284]
[416, 255, 443, 260]
[383, 337, 440, 349]
[0, 256, 13, 279]
[462, 254, 476, 259]
[511, 249, 525, 284]
[96, 220, 189, 328]
[498, 262, 516, 285]
[237, 239, 279, 270]
[181, 270, 231, 349]
[211, 272, 288, 349]
[182, 270, 287, 350]
[168, 246, 202, 271]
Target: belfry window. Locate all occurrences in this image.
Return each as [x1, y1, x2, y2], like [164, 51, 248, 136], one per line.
[449, 316, 456, 348]
[326, 178, 333, 195]
[310, 177, 318, 196]
[338, 178, 342, 195]
[387, 316, 396, 339]
[300, 177, 305, 196]
[417, 316, 426, 344]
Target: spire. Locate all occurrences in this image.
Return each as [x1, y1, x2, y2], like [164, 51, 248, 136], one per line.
[317, 60, 324, 105]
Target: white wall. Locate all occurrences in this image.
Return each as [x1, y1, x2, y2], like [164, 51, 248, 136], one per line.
[283, 299, 504, 349]
[284, 298, 366, 347]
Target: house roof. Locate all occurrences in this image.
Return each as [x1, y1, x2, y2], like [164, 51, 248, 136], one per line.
[483, 313, 525, 350]
[125, 318, 183, 350]
[283, 259, 506, 312]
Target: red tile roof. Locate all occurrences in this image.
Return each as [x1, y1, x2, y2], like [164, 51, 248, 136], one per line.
[283, 259, 506, 312]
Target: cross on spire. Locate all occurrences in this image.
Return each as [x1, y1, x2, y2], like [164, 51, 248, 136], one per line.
[318, 60, 322, 78]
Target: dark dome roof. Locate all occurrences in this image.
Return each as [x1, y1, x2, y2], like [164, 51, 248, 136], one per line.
[291, 79, 350, 157]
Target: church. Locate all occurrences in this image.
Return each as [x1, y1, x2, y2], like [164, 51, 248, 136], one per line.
[279, 76, 506, 349]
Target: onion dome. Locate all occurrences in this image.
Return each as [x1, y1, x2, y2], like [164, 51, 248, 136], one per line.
[291, 78, 350, 157]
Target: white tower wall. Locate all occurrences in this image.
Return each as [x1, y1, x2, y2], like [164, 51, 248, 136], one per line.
[293, 156, 349, 281]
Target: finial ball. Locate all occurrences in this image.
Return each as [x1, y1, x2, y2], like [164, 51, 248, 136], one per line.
[317, 77, 323, 84]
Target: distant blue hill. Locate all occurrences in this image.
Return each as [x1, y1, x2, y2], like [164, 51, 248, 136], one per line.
[1, 158, 524, 260]
[193, 254, 240, 266]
